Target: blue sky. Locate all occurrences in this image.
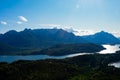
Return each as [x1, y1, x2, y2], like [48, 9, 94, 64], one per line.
[0, 0, 120, 36]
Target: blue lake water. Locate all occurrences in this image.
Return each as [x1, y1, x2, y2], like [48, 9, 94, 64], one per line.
[0, 53, 92, 63]
[0, 45, 120, 63]
[0, 55, 64, 63]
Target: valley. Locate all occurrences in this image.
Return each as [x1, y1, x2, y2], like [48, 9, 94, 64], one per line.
[0, 29, 120, 80]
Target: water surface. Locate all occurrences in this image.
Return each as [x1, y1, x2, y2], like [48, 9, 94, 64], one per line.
[99, 44, 120, 54]
[108, 62, 120, 68]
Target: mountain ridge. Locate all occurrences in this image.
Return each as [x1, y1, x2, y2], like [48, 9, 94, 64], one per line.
[82, 31, 120, 44]
[0, 28, 87, 49]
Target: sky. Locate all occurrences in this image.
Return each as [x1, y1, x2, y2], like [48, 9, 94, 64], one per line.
[0, 0, 120, 37]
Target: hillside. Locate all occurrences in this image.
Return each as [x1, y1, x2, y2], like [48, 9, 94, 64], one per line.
[0, 42, 21, 55]
[31, 43, 104, 56]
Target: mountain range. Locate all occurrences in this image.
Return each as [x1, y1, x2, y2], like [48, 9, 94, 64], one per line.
[0, 28, 87, 49]
[0, 28, 120, 55]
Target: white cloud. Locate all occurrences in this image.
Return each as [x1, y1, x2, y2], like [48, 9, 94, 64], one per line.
[39, 24, 75, 31]
[17, 21, 23, 24]
[111, 32, 120, 37]
[63, 27, 74, 33]
[39, 24, 61, 27]
[1, 21, 7, 25]
[73, 29, 96, 36]
[18, 16, 28, 22]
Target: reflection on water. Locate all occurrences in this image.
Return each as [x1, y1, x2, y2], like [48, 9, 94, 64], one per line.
[65, 53, 92, 57]
[99, 45, 120, 54]
[108, 62, 120, 68]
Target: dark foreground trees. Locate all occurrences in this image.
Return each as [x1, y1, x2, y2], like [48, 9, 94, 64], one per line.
[0, 53, 120, 80]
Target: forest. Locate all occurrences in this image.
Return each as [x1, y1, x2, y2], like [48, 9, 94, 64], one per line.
[0, 51, 120, 80]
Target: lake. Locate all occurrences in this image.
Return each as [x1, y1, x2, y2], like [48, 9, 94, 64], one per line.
[108, 62, 120, 68]
[99, 44, 120, 54]
[0, 53, 92, 63]
[0, 44, 120, 63]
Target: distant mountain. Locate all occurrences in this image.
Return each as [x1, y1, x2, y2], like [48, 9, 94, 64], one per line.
[0, 28, 87, 49]
[82, 31, 120, 44]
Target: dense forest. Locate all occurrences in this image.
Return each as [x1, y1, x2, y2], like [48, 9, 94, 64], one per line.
[0, 51, 120, 80]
